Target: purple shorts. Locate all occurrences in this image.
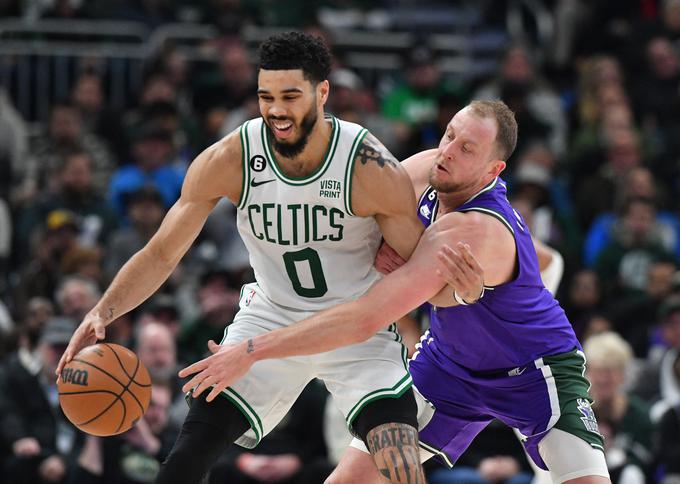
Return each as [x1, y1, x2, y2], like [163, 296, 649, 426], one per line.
[410, 332, 603, 469]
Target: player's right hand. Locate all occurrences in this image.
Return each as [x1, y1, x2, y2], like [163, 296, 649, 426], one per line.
[55, 315, 106, 379]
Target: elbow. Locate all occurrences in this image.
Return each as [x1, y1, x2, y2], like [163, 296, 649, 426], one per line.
[142, 243, 176, 271]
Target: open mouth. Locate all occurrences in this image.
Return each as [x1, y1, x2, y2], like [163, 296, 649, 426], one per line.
[436, 163, 449, 174]
[270, 119, 294, 139]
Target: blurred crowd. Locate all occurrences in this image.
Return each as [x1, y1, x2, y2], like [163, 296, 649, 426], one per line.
[1, 0, 680, 483]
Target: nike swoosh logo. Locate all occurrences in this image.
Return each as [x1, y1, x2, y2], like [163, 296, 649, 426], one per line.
[250, 178, 276, 187]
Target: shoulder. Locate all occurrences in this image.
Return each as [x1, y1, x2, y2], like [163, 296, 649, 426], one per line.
[431, 210, 491, 234]
[350, 132, 414, 217]
[428, 210, 514, 252]
[427, 210, 517, 286]
[353, 132, 400, 171]
[182, 128, 244, 204]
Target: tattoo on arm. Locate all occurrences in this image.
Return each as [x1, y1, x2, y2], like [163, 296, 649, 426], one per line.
[366, 422, 424, 483]
[106, 307, 115, 321]
[355, 134, 398, 169]
[246, 339, 254, 353]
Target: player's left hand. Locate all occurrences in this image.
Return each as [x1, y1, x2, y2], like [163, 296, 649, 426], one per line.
[437, 242, 484, 303]
[374, 241, 407, 274]
[179, 339, 255, 402]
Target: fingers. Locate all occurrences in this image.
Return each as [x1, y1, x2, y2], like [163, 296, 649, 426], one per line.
[207, 340, 220, 354]
[206, 384, 226, 403]
[192, 373, 219, 399]
[436, 245, 461, 282]
[55, 355, 67, 378]
[375, 242, 406, 275]
[181, 371, 206, 394]
[178, 359, 208, 379]
[385, 244, 406, 267]
[437, 243, 483, 301]
[55, 345, 75, 379]
[458, 242, 483, 273]
[375, 262, 390, 274]
[94, 322, 106, 340]
[439, 244, 479, 281]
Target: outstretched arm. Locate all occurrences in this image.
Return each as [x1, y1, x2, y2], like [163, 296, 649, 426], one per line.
[179, 211, 505, 402]
[57, 133, 243, 376]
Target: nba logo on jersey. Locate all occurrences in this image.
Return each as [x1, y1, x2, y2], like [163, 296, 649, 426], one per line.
[244, 289, 256, 307]
[420, 205, 431, 219]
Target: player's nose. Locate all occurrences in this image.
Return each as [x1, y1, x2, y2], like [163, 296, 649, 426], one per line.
[268, 104, 287, 118]
[441, 141, 456, 161]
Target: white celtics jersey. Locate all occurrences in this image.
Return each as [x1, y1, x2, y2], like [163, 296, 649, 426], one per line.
[235, 115, 383, 311]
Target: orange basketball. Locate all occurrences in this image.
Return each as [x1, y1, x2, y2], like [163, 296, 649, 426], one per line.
[58, 343, 152, 436]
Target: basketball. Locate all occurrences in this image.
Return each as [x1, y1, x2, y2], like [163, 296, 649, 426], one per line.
[58, 343, 152, 436]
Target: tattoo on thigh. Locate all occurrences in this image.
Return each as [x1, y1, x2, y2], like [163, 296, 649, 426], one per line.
[366, 423, 424, 483]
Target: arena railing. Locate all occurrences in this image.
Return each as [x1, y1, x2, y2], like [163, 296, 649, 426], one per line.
[0, 18, 150, 121]
[0, 19, 507, 122]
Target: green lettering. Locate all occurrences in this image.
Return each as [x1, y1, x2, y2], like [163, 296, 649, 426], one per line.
[276, 204, 290, 245]
[262, 203, 276, 243]
[312, 205, 327, 242]
[289, 204, 301, 245]
[247, 205, 264, 240]
[303, 204, 310, 243]
[282, 247, 328, 298]
[329, 208, 344, 241]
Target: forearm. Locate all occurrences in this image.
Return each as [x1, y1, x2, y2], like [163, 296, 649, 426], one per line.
[90, 247, 175, 325]
[250, 300, 381, 362]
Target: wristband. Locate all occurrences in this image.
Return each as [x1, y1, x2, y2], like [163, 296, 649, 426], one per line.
[454, 286, 485, 306]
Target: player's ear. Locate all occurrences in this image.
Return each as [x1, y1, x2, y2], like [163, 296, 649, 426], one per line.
[489, 159, 506, 178]
[318, 79, 330, 105]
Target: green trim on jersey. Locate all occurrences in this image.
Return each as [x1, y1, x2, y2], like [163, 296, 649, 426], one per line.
[237, 120, 252, 209]
[343, 128, 368, 216]
[346, 372, 413, 427]
[219, 387, 264, 445]
[261, 115, 340, 185]
[388, 323, 409, 368]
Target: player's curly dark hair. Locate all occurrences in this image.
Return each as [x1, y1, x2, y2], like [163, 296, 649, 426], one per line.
[258, 31, 331, 84]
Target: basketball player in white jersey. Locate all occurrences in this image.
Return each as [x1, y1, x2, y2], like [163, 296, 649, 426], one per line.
[56, 32, 430, 483]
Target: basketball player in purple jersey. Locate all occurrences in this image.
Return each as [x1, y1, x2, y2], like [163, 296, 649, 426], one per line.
[181, 100, 610, 483]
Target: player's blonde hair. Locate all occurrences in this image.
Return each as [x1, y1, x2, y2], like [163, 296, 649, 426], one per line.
[583, 331, 633, 370]
[468, 100, 518, 161]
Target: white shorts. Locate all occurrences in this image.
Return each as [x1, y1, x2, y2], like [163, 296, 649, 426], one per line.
[220, 283, 412, 449]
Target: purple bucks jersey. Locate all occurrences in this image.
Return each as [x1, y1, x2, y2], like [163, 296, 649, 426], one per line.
[417, 177, 579, 371]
